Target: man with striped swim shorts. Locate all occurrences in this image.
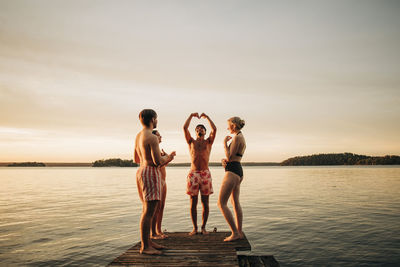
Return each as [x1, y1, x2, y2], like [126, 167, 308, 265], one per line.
[183, 112, 217, 235]
[136, 165, 162, 202]
[135, 109, 176, 255]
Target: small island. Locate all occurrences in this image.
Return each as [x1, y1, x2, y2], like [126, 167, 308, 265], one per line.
[7, 162, 46, 167]
[92, 158, 138, 167]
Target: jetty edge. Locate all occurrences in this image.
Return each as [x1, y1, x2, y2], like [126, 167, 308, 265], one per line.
[108, 231, 279, 267]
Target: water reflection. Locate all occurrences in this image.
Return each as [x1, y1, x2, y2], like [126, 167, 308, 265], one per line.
[0, 166, 399, 266]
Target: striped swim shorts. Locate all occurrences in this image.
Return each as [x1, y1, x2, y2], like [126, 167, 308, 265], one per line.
[136, 166, 161, 201]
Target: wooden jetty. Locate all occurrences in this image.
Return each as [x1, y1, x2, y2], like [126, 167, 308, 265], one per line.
[108, 232, 279, 267]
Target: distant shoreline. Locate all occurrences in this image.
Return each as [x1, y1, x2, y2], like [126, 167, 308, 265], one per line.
[2, 162, 400, 167]
[2, 153, 399, 167]
[0, 162, 280, 167]
[0, 162, 92, 167]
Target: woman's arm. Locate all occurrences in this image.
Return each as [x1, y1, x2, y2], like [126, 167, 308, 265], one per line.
[224, 136, 232, 159]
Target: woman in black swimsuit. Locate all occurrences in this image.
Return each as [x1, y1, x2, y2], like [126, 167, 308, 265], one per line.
[218, 116, 246, 241]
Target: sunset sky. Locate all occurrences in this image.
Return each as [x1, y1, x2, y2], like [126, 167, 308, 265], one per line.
[1, 1, 399, 163]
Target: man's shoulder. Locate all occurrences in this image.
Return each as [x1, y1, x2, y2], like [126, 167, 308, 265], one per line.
[141, 130, 157, 142]
[206, 136, 215, 143]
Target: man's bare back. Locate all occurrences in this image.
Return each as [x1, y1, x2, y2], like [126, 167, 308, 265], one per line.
[135, 129, 161, 167]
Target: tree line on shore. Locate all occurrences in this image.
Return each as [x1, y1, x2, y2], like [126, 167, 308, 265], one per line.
[3, 153, 400, 167]
[92, 158, 138, 167]
[280, 153, 400, 166]
[94, 153, 400, 167]
[7, 162, 46, 167]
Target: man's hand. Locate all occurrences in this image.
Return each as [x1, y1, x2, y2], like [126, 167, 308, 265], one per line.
[169, 151, 176, 161]
[191, 112, 200, 118]
[200, 113, 208, 119]
[161, 149, 166, 156]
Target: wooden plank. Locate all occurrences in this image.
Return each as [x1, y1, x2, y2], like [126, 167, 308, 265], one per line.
[109, 231, 251, 266]
[237, 255, 280, 267]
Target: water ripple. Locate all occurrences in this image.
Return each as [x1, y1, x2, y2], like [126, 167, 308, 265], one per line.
[1, 166, 399, 266]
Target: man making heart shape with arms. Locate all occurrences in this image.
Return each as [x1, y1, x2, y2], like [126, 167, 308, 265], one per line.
[183, 112, 217, 235]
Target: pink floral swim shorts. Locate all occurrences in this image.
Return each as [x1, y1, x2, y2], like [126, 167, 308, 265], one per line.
[186, 169, 213, 196]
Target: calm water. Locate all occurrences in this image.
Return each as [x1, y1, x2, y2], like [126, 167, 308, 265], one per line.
[1, 166, 399, 266]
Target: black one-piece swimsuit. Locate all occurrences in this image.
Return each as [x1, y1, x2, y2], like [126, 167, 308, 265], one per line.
[225, 161, 243, 178]
[225, 131, 244, 177]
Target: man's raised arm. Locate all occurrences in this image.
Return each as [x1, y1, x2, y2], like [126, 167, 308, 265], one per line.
[201, 113, 217, 144]
[183, 113, 198, 144]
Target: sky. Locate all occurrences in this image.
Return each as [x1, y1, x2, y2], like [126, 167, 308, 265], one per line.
[0, 0, 399, 163]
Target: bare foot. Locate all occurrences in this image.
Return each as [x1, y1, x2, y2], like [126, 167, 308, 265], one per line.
[140, 246, 162, 255]
[160, 233, 168, 239]
[188, 229, 198, 236]
[156, 231, 168, 239]
[201, 228, 209, 235]
[224, 234, 241, 242]
[151, 234, 166, 240]
[150, 240, 166, 249]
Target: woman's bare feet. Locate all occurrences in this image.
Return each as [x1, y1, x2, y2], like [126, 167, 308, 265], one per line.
[140, 246, 162, 255]
[188, 229, 198, 236]
[223, 233, 241, 242]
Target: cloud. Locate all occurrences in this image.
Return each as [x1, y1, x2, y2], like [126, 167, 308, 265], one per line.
[1, 1, 399, 161]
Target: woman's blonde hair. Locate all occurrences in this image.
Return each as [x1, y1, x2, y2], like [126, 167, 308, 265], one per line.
[228, 116, 245, 130]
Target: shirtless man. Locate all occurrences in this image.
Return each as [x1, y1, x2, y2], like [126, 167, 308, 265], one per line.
[183, 112, 216, 235]
[151, 130, 168, 240]
[135, 109, 176, 255]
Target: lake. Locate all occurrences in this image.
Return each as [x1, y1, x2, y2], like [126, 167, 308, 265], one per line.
[1, 166, 399, 266]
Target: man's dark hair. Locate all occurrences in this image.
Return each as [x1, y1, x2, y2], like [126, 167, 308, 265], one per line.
[196, 124, 206, 132]
[139, 109, 157, 127]
[152, 130, 158, 135]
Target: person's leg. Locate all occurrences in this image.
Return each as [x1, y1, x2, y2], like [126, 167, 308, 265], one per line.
[150, 201, 160, 239]
[140, 200, 162, 254]
[231, 178, 243, 238]
[200, 194, 209, 234]
[137, 176, 144, 203]
[156, 184, 167, 238]
[218, 172, 240, 241]
[189, 195, 198, 235]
